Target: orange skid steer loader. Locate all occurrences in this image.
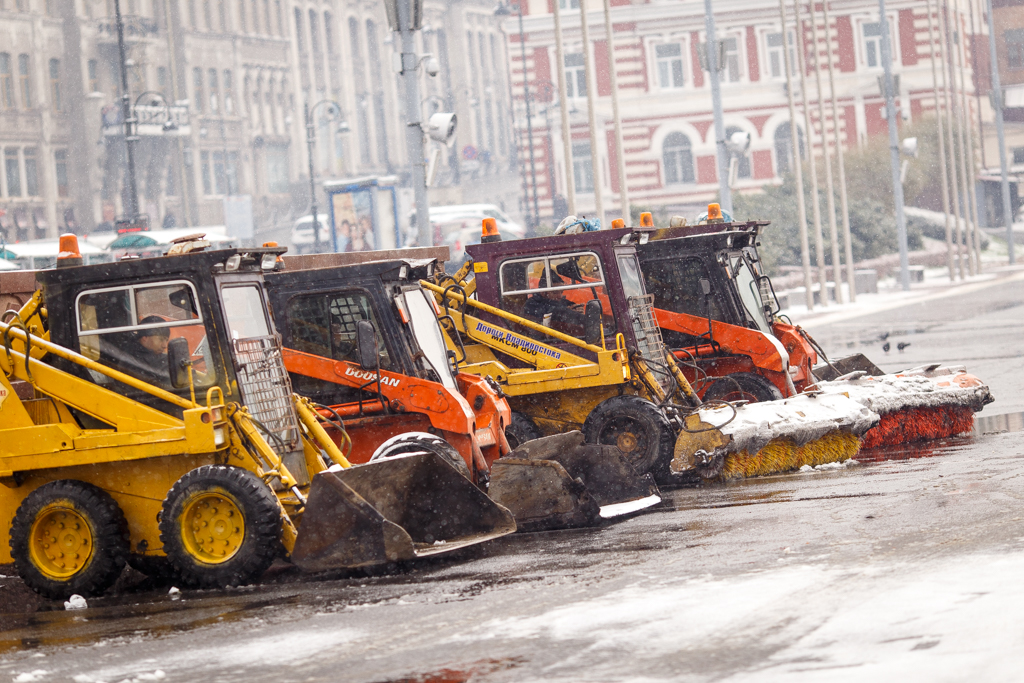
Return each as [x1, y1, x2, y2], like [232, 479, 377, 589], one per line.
[265, 253, 661, 531]
[0, 238, 514, 599]
[634, 209, 993, 449]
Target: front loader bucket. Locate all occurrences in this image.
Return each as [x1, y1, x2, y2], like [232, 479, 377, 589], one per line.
[291, 453, 516, 572]
[489, 432, 661, 532]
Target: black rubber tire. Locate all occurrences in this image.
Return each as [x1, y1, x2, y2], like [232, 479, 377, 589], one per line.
[703, 372, 783, 404]
[582, 395, 675, 475]
[370, 433, 472, 479]
[504, 412, 542, 450]
[10, 480, 129, 600]
[159, 466, 282, 589]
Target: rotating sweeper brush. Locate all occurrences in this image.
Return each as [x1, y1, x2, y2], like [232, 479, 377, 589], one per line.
[812, 363, 992, 449]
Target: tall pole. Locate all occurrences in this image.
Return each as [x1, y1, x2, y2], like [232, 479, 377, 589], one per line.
[603, 0, 629, 223]
[305, 101, 322, 253]
[704, 0, 731, 215]
[879, 0, 911, 291]
[397, 2, 431, 247]
[162, 0, 189, 227]
[579, 0, 605, 228]
[517, 5, 540, 228]
[552, 0, 576, 216]
[795, 0, 828, 304]
[941, 3, 966, 279]
[809, 0, 843, 302]
[114, 0, 140, 222]
[822, 0, 855, 301]
[781, 0, 814, 311]
[927, 0, 956, 279]
[957, 2, 982, 273]
[987, 0, 1016, 264]
[951, 3, 975, 275]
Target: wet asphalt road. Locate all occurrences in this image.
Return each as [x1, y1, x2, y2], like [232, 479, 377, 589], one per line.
[1, 270, 1023, 683]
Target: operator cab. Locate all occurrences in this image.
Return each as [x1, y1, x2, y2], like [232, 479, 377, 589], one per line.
[638, 220, 779, 349]
[267, 258, 457, 407]
[39, 244, 298, 451]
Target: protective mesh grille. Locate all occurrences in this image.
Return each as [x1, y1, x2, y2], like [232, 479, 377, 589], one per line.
[233, 335, 300, 451]
[628, 295, 674, 394]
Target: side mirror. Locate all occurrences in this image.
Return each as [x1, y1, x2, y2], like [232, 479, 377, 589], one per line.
[699, 277, 712, 296]
[583, 300, 603, 346]
[167, 336, 191, 389]
[355, 319, 379, 371]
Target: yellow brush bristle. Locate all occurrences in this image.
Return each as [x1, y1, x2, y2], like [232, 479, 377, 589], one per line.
[721, 431, 861, 480]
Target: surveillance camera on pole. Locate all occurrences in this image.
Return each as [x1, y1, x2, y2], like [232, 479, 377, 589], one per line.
[425, 112, 457, 143]
[726, 131, 751, 156]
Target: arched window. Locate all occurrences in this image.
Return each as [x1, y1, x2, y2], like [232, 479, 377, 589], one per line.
[773, 122, 805, 175]
[725, 126, 751, 179]
[663, 132, 694, 185]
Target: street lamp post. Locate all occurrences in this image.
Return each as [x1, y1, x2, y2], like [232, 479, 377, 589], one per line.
[114, 0, 141, 225]
[304, 99, 345, 253]
[516, 2, 540, 229]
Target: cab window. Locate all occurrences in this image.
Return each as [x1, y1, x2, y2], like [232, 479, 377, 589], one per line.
[76, 281, 216, 390]
[285, 291, 391, 405]
[643, 258, 726, 349]
[498, 251, 614, 343]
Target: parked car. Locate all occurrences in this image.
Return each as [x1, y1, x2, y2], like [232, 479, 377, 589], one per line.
[291, 214, 333, 253]
[426, 204, 525, 239]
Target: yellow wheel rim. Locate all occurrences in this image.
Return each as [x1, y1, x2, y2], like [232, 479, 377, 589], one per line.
[29, 503, 94, 580]
[616, 432, 639, 453]
[180, 490, 245, 565]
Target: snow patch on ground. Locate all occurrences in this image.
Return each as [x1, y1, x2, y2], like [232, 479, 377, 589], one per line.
[74, 628, 363, 683]
[451, 551, 1024, 681]
[699, 393, 878, 455]
[13, 671, 48, 683]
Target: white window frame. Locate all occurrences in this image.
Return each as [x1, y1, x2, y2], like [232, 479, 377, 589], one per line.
[860, 18, 894, 70]
[76, 280, 204, 337]
[722, 34, 742, 83]
[564, 51, 586, 99]
[499, 252, 606, 296]
[654, 41, 685, 90]
[765, 29, 795, 80]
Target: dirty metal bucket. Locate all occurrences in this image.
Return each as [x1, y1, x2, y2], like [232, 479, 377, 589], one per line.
[813, 353, 885, 382]
[489, 432, 661, 532]
[291, 453, 517, 572]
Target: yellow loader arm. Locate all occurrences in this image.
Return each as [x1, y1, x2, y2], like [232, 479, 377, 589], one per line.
[422, 280, 630, 397]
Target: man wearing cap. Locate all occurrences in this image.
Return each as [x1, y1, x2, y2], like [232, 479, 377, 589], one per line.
[131, 316, 171, 381]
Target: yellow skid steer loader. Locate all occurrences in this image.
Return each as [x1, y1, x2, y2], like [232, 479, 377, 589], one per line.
[0, 237, 514, 600]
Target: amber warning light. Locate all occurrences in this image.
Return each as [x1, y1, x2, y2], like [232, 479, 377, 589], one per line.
[639, 212, 654, 228]
[57, 233, 83, 268]
[481, 217, 501, 243]
[611, 218, 625, 230]
[707, 203, 723, 221]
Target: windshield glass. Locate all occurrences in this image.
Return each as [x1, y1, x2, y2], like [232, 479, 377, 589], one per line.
[405, 289, 457, 389]
[730, 255, 771, 333]
[618, 254, 645, 300]
[222, 285, 271, 340]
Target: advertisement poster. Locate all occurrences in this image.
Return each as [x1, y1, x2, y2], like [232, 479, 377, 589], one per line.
[331, 190, 375, 252]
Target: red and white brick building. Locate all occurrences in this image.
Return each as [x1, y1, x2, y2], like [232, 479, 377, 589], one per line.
[504, 0, 989, 221]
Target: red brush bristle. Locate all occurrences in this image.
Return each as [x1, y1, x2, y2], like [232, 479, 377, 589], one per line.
[862, 405, 975, 449]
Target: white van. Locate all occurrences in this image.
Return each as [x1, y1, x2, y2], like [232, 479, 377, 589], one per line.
[428, 204, 524, 238]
